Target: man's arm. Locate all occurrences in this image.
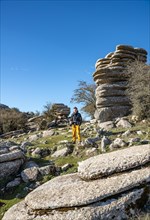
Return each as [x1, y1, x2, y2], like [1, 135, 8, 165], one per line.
[79, 113, 82, 125]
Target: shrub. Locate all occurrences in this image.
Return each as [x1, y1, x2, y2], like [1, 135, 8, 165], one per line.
[126, 61, 150, 120]
[42, 102, 56, 122]
[0, 108, 28, 134]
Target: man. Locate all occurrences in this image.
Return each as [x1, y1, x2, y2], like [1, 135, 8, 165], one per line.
[70, 107, 82, 144]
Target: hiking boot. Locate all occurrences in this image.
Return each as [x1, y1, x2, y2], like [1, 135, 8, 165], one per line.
[72, 141, 76, 144]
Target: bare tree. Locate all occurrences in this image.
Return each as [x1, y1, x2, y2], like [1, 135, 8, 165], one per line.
[126, 60, 150, 120]
[42, 102, 56, 121]
[71, 81, 96, 118]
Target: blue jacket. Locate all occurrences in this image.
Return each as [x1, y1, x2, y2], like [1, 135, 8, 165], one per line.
[70, 111, 82, 125]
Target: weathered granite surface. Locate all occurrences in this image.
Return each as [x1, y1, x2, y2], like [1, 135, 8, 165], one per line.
[2, 187, 149, 220]
[25, 167, 150, 210]
[0, 159, 24, 179]
[78, 144, 150, 180]
[0, 150, 25, 163]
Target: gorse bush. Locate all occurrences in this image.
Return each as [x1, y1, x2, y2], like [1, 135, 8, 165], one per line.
[126, 61, 150, 120]
[0, 108, 28, 134]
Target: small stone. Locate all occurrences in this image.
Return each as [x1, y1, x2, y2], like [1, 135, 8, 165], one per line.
[21, 167, 39, 183]
[31, 147, 41, 156]
[9, 146, 19, 151]
[140, 140, 149, 144]
[98, 121, 115, 130]
[101, 136, 111, 152]
[42, 130, 55, 137]
[113, 138, 127, 147]
[6, 178, 21, 188]
[122, 130, 131, 137]
[51, 147, 71, 158]
[86, 148, 98, 156]
[61, 164, 72, 172]
[129, 137, 141, 143]
[38, 165, 56, 176]
[116, 119, 132, 128]
[136, 130, 143, 135]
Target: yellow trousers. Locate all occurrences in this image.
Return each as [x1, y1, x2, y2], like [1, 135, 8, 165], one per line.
[72, 125, 81, 142]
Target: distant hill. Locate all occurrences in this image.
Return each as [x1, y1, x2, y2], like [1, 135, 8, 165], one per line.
[0, 104, 9, 109]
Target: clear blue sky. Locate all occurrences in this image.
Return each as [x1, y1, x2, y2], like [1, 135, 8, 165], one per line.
[1, 0, 149, 115]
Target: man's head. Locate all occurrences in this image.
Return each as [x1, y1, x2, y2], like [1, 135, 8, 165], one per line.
[73, 107, 78, 113]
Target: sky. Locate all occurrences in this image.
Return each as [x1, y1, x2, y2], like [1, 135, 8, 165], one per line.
[0, 0, 150, 115]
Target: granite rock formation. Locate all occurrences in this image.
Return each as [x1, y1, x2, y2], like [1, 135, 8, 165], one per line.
[2, 144, 150, 220]
[0, 145, 25, 179]
[52, 103, 70, 119]
[93, 45, 148, 122]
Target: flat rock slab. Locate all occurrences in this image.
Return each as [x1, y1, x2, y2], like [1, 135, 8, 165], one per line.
[78, 144, 150, 180]
[2, 188, 147, 220]
[96, 96, 130, 107]
[25, 167, 150, 210]
[0, 150, 25, 163]
[51, 147, 71, 158]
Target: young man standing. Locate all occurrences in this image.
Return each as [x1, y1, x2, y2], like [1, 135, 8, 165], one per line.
[70, 107, 82, 144]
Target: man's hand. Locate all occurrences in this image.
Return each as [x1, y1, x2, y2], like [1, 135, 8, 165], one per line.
[69, 121, 73, 126]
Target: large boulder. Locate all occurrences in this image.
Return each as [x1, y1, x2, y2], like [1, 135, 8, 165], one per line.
[78, 144, 150, 180]
[0, 148, 25, 180]
[0, 159, 24, 179]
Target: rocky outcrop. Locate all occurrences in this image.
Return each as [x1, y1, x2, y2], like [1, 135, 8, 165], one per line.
[3, 144, 150, 220]
[25, 103, 70, 131]
[52, 103, 70, 119]
[93, 45, 148, 122]
[0, 143, 25, 179]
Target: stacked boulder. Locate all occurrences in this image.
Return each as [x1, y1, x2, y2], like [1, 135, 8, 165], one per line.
[52, 103, 70, 119]
[3, 144, 150, 220]
[93, 45, 148, 122]
[0, 142, 25, 180]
